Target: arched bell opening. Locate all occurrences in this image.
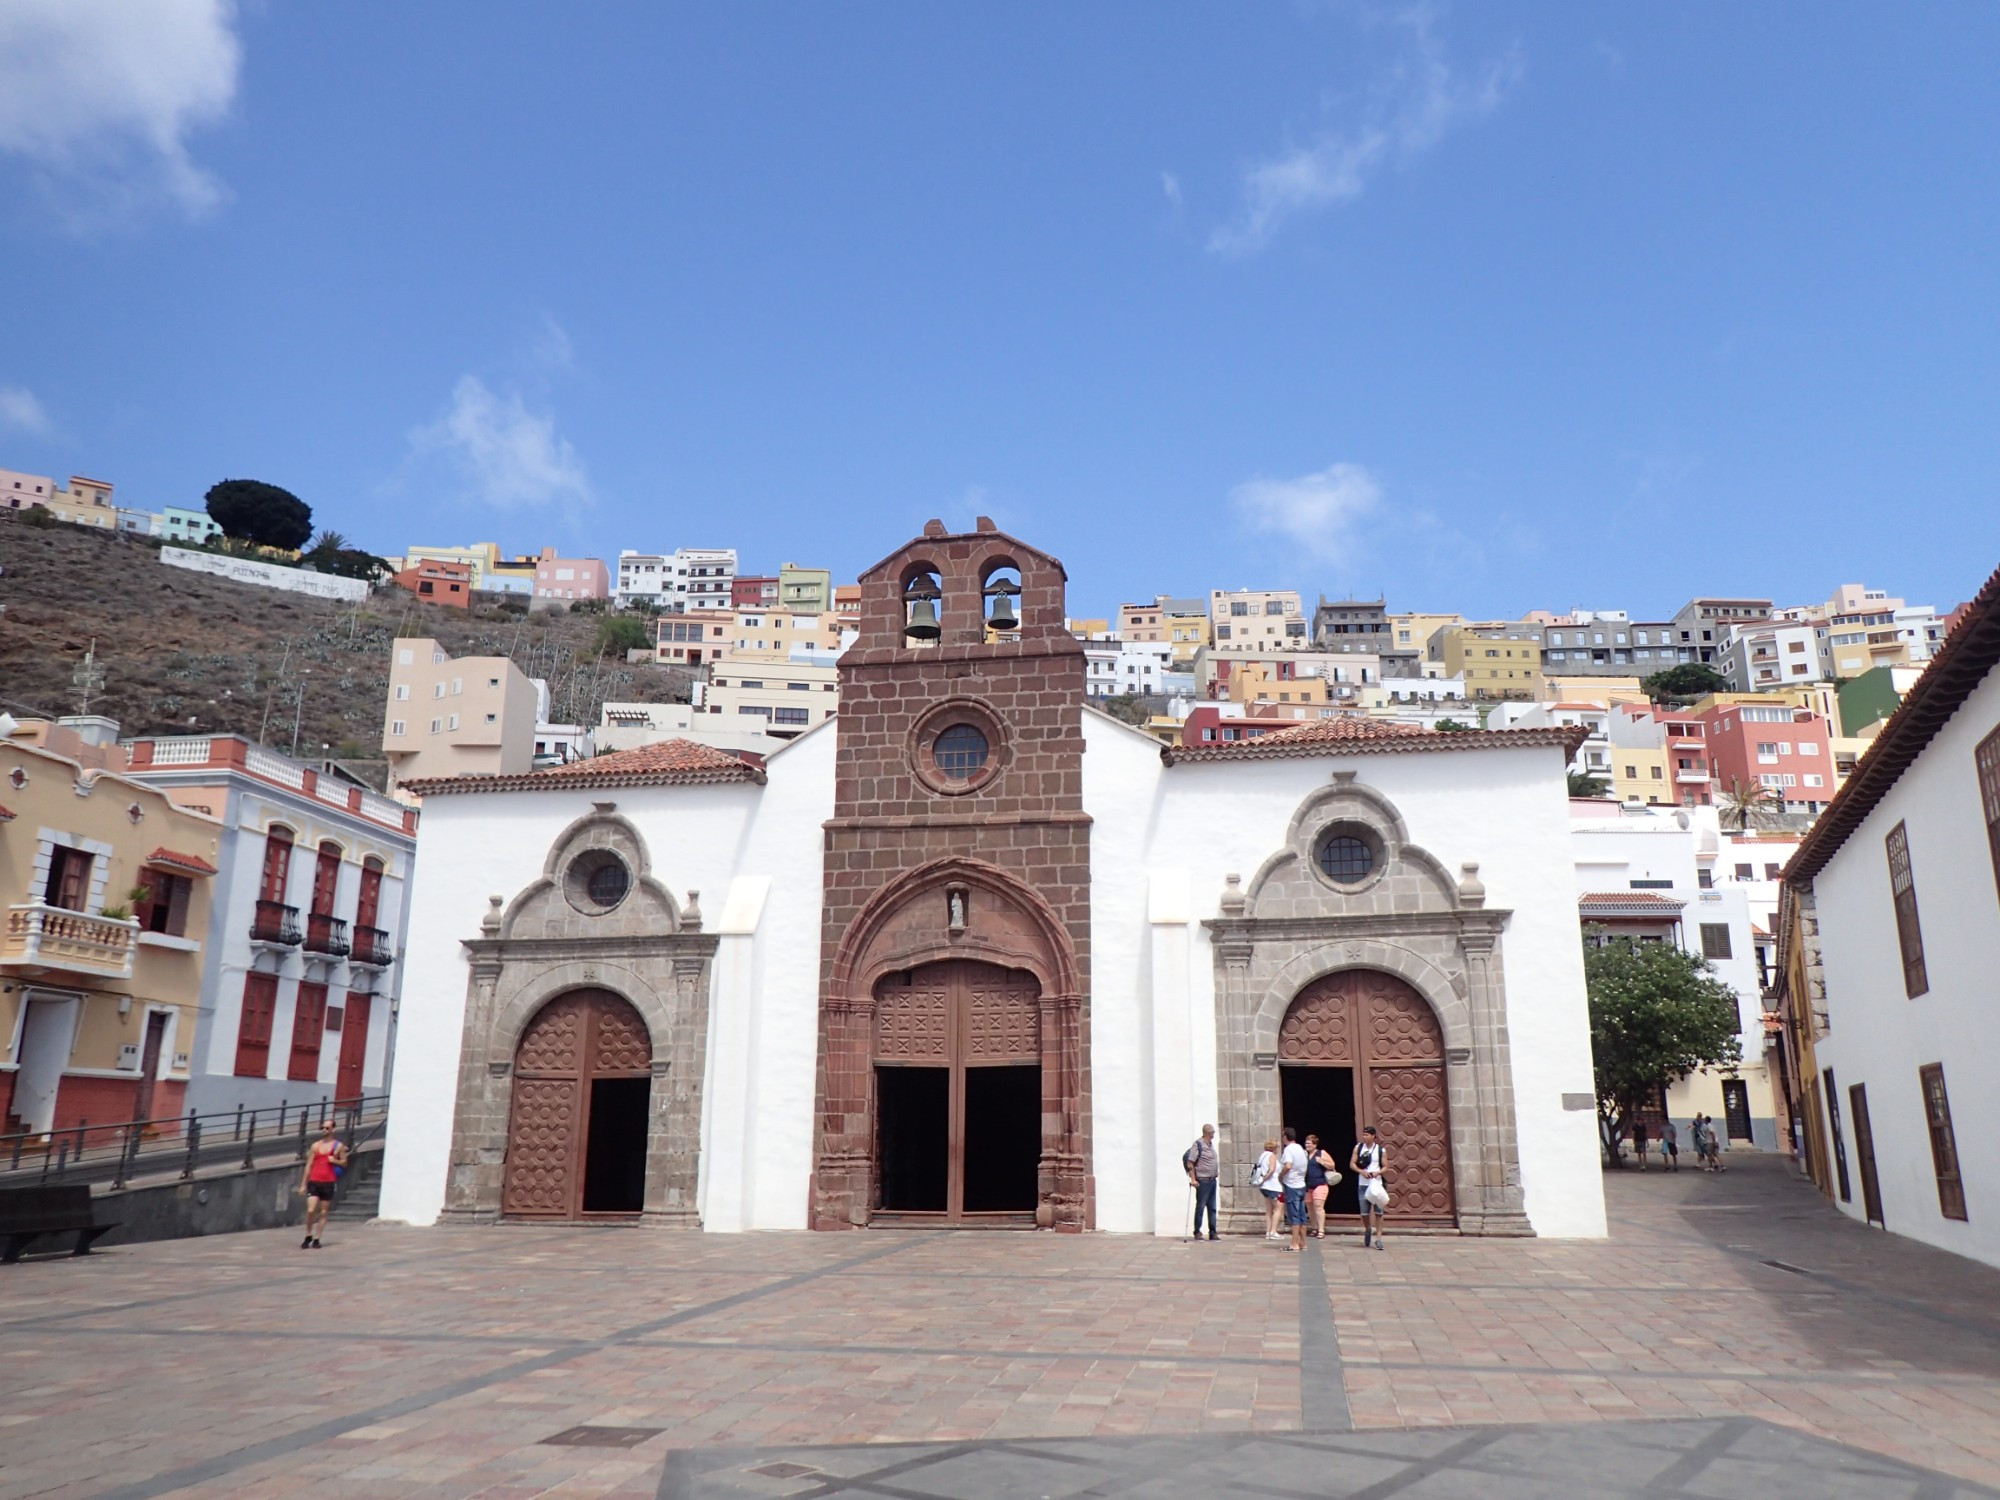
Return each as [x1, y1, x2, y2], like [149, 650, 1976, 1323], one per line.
[979, 559, 1022, 639]
[901, 562, 943, 647]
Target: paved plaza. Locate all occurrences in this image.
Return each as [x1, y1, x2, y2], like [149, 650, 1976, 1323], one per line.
[4, 1153, 2000, 1498]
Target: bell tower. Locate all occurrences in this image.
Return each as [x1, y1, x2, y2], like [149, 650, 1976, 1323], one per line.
[811, 518, 1093, 1230]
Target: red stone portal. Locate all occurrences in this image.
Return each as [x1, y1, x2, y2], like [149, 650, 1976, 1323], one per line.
[811, 521, 1092, 1230]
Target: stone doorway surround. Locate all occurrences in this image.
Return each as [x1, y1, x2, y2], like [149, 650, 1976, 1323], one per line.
[1207, 772, 1531, 1236]
[440, 807, 717, 1228]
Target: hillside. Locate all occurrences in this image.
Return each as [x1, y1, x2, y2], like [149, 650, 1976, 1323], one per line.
[0, 514, 693, 777]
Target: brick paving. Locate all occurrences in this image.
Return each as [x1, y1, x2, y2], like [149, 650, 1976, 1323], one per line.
[2, 1153, 1998, 1497]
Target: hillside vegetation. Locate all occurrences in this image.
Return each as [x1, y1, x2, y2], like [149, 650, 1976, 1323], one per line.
[0, 515, 692, 776]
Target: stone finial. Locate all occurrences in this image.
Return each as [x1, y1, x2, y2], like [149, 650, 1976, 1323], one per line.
[922, 518, 948, 538]
[1457, 862, 1486, 908]
[1331, 770, 1357, 786]
[682, 889, 703, 930]
[481, 895, 504, 936]
[1220, 872, 1246, 917]
[975, 515, 997, 533]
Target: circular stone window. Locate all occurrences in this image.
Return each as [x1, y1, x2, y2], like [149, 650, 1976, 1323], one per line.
[933, 724, 990, 780]
[1315, 828, 1379, 886]
[564, 849, 631, 914]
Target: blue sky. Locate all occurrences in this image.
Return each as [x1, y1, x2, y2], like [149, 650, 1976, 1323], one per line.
[2, 3, 1996, 621]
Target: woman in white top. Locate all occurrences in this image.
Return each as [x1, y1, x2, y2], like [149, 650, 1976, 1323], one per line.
[1255, 1138, 1284, 1240]
[1350, 1124, 1387, 1251]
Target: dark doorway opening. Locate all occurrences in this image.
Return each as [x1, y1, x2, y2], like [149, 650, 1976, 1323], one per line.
[1281, 1064, 1358, 1214]
[962, 1065, 1040, 1212]
[581, 1076, 650, 1214]
[1721, 1079, 1753, 1141]
[877, 1066, 948, 1212]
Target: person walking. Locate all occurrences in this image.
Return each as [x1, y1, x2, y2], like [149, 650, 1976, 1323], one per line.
[1659, 1117, 1679, 1172]
[1254, 1138, 1284, 1240]
[1706, 1113, 1727, 1172]
[1278, 1128, 1309, 1252]
[1183, 1124, 1220, 1240]
[1632, 1116, 1650, 1171]
[1304, 1133, 1341, 1238]
[297, 1118, 348, 1249]
[1351, 1125, 1388, 1250]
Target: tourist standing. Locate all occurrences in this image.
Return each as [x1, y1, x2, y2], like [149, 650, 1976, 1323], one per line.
[1255, 1138, 1284, 1239]
[1632, 1116, 1650, 1171]
[1183, 1124, 1220, 1240]
[1659, 1118, 1679, 1172]
[1278, 1128, 1309, 1252]
[1351, 1125, 1388, 1250]
[297, 1118, 347, 1249]
[1304, 1133, 1340, 1238]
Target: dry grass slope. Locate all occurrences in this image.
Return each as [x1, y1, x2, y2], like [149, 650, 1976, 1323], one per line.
[0, 515, 692, 773]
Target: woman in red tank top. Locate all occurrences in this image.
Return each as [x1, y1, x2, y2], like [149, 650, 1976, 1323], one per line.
[297, 1119, 348, 1249]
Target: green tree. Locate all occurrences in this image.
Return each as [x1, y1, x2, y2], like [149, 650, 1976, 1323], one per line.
[302, 529, 389, 581]
[205, 479, 313, 551]
[594, 615, 651, 658]
[1100, 694, 1149, 727]
[1567, 770, 1611, 798]
[1640, 663, 1731, 704]
[1717, 777, 1783, 832]
[1585, 931, 1744, 1165]
[1433, 717, 1475, 732]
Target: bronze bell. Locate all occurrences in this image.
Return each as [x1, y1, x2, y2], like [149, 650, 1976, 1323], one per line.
[905, 597, 941, 641]
[986, 588, 1019, 633]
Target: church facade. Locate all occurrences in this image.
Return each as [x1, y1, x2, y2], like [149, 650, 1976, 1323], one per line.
[377, 521, 1608, 1238]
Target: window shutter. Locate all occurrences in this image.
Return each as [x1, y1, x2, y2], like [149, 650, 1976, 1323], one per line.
[1978, 726, 2000, 911]
[1885, 822, 1928, 998]
[1920, 1064, 1966, 1221]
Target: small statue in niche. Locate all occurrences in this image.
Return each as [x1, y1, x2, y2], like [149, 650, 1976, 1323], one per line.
[947, 889, 968, 933]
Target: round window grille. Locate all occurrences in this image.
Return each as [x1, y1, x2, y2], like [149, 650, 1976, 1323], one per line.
[933, 724, 990, 780]
[1316, 833, 1375, 884]
[564, 849, 632, 914]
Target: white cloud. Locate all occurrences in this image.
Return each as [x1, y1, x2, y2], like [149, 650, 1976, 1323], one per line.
[1209, 9, 1521, 255]
[1231, 462, 1383, 561]
[0, 0, 241, 220]
[0, 386, 51, 435]
[409, 376, 593, 514]
[1160, 171, 1183, 209]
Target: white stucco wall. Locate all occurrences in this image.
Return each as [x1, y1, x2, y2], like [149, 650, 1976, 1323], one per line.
[1810, 667, 2000, 1268]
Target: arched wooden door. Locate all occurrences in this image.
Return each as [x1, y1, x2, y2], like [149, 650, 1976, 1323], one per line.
[872, 960, 1042, 1223]
[1278, 969, 1455, 1224]
[502, 990, 654, 1220]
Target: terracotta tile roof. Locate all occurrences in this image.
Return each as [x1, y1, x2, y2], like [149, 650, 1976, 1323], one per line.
[403, 739, 767, 797]
[1164, 714, 1588, 764]
[1787, 558, 2000, 885]
[146, 847, 218, 875]
[1579, 891, 1686, 913]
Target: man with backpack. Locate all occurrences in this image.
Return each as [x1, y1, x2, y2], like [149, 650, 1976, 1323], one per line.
[1183, 1123, 1219, 1240]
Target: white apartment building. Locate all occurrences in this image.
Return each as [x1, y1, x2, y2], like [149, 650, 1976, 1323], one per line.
[1718, 619, 1828, 692]
[1570, 802, 1780, 1151]
[1491, 701, 1612, 781]
[1209, 588, 1308, 648]
[1083, 640, 1176, 699]
[1785, 566, 2000, 1267]
[125, 732, 418, 1115]
[597, 702, 784, 757]
[616, 547, 739, 612]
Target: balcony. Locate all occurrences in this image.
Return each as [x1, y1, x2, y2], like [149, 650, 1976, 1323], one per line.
[351, 925, 394, 968]
[303, 912, 351, 958]
[2, 903, 139, 980]
[250, 900, 302, 947]
[1675, 770, 1711, 784]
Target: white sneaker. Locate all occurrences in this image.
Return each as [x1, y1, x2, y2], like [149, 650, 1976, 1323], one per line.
[1265, 1231, 1282, 1240]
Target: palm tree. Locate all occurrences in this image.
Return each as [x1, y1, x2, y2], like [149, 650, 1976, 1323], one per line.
[308, 528, 350, 555]
[1718, 778, 1782, 832]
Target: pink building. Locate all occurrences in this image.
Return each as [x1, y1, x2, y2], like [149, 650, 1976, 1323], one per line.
[531, 548, 609, 601]
[1698, 700, 1836, 813]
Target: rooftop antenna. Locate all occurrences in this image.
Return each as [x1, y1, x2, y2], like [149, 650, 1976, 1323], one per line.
[72, 640, 106, 715]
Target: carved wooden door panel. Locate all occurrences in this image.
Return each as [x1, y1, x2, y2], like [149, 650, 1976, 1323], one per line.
[874, 960, 1040, 1220]
[1278, 970, 1455, 1224]
[503, 990, 652, 1220]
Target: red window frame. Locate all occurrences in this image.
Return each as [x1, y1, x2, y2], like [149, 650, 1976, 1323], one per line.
[311, 842, 341, 918]
[355, 858, 383, 933]
[235, 974, 279, 1077]
[259, 827, 294, 905]
[288, 982, 328, 1082]
[1920, 1063, 1967, 1222]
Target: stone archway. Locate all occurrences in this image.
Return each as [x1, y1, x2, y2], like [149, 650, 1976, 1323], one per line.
[501, 989, 654, 1219]
[1277, 970, 1455, 1223]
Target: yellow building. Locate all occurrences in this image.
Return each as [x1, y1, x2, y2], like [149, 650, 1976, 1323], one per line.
[1227, 661, 1335, 713]
[40, 475, 121, 530]
[403, 542, 505, 588]
[1540, 676, 1645, 709]
[1, 722, 220, 1136]
[723, 609, 844, 662]
[1388, 611, 1464, 658]
[1610, 744, 1676, 805]
[1433, 626, 1545, 702]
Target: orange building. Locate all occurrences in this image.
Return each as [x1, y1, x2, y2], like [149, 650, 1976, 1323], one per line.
[392, 559, 473, 610]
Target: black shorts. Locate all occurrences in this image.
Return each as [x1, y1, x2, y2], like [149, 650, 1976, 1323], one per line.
[307, 1180, 336, 1201]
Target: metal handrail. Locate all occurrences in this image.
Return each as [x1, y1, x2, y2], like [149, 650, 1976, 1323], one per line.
[250, 900, 302, 945]
[1, 1092, 389, 1189]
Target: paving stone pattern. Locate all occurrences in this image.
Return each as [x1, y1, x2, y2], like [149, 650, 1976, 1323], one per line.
[2, 1154, 1998, 1498]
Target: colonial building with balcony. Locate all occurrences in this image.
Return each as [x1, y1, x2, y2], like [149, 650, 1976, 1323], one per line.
[1, 721, 221, 1137]
[124, 733, 419, 1114]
